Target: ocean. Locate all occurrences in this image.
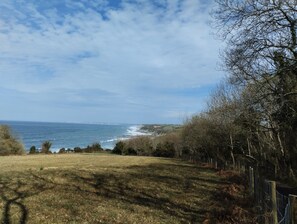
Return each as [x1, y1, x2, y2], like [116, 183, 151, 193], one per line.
[0, 121, 148, 152]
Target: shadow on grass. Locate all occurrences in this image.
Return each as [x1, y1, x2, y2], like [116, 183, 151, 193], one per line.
[1, 161, 226, 223]
[0, 176, 53, 224]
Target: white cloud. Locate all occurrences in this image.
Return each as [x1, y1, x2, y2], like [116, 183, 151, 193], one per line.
[0, 0, 223, 124]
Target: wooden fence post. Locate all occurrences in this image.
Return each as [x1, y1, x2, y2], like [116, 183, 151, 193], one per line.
[270, 181, 278, 224]
[289, 194, 297, 224]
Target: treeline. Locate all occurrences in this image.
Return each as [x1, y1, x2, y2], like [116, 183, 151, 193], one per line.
[112, 133, 181, 157]
[58, 143, 103, 154]
[29, 142, 103, 154]
[209, 0, 297, 182]
[115, 0, 297, 183]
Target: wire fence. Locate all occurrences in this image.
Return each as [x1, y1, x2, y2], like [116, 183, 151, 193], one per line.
[206, 158, 297, 224]
[263, 180, 273, 223]
[276, 190, 289, 223]
[254, 172, 294, 224]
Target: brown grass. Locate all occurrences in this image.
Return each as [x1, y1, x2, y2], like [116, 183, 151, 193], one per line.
[203, 170, 258, 224]
[1, 154, 228, 223]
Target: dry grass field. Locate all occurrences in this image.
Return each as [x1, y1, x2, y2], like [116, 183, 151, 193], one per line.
[0, 154, 228, 223]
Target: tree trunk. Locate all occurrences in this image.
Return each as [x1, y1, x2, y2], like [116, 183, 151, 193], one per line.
[247, 137, 251, 156]
[277, 131, 285, 157]
[230, 133, 235, 168]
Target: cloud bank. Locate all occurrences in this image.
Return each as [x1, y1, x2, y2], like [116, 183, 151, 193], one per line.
[0, 0, 223, 124]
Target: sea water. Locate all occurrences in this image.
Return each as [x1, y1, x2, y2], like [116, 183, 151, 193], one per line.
[0, 121, 148, 152]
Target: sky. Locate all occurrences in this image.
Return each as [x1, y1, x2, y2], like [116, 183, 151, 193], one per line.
[0, 0, 224, 124]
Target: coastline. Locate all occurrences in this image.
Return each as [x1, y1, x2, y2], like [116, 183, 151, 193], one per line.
[0, 121, 179, 153]
[140, 124, 181, 135]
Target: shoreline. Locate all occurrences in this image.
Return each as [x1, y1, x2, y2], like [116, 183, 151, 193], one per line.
[23, 124, 152, 153]
[1, 122, 179, 153]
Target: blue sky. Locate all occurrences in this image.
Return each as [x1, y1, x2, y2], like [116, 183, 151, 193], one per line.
[0, 0, 223, 124]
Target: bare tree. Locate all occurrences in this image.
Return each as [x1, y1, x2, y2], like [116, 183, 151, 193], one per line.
[207, 81, 243, 167]
[213, 0, 297, 179]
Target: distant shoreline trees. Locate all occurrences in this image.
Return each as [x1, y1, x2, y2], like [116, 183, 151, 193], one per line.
[41, 141, 52, 154]
[27, 142, 103, 154]
[58, 142, 103, 154]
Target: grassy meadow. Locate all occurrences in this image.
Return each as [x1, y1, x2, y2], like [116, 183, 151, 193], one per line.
[0, 154, 229, 223]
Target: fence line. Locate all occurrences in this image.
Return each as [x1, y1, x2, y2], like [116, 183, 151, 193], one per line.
[253, 170, 296, 224]
[205, 158, 297, 224]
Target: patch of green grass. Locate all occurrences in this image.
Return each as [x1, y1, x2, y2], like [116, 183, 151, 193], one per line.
[0, 154, 225, 223]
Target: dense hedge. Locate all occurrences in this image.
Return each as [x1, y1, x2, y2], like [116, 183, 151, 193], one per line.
[112, 135, 181, 158]
[0, 125, 25, 155]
